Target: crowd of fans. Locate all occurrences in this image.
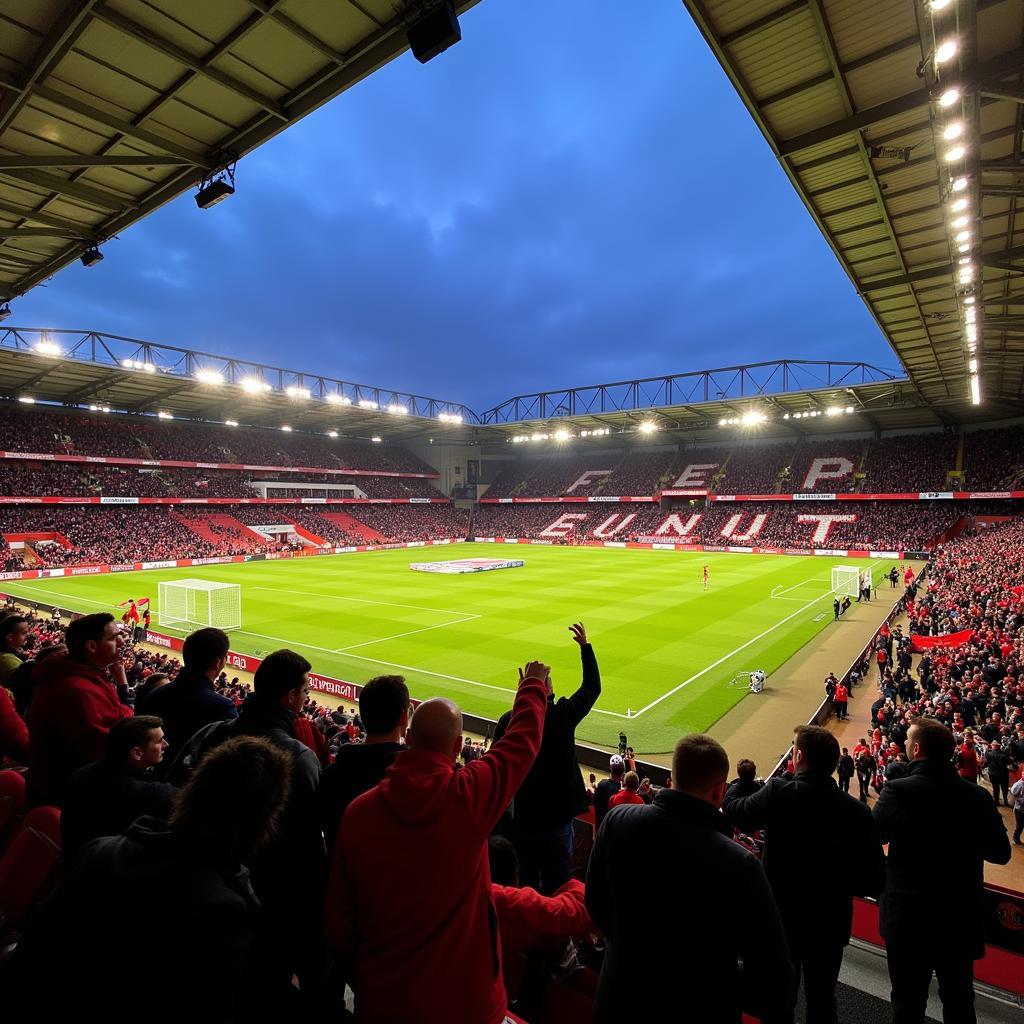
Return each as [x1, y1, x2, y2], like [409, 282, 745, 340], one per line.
[473, 500, 965, 550]
[0, 599, 1014, 1022]
[861, 432, 958, 494]
[0, 404, 436, 474]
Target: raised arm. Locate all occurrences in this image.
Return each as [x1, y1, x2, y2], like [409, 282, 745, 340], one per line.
[565, 623, 601, 725]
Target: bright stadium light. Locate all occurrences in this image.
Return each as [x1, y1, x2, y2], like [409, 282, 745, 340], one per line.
[846, 405, 855, 414]
[970, 374, 981, 405]
[968, 358, 978, 373]
[35, 340, 62, 356]
[553, 429, 571, 441]
[157, 411, 173, 420]
[939, 87, 961, 108]
[951, 176, 968, 192]
[741, 411, 767, 426]
[951, 197, 968, 212]
[935, 39, 958, 64]
[954, 230, 970, 243]
[387, 404, 408, 415]
[286, 386, 310, 399]
[826, 407, 840, 416]
[327, 430, 338, 438]
[639, 421, 658, 434]
[17, 396, 35, 404]
[325, 393, 351, 405]
[438, 412, 463, 423]
[371, 436, 382, 443]
[943, 122, 963, 141]
[929, 0, 952, 9]
[945, 145, 966, 162]
[281, 425, 292, 432]
[952, 216, 969, 229]
[240, 377, 271, 394]
[225, 419, 238, 427]
[195, 369, 224, 385]
[358, 399, 378, 410]
[121, 359, 156, 373]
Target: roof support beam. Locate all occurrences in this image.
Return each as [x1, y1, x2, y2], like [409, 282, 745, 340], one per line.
[0, 227, 90, 238]
[0, 167, 133, 211]
[0, 154, 195, 169]
[0, 200, 91, 233]
[720, 1, 807, 46]
[91, 6, 289, 122]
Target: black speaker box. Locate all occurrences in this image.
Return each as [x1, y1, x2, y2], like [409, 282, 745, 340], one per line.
[407, 4, 461, 64]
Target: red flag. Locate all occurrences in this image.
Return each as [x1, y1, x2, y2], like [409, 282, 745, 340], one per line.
[911, 629, 974, 652]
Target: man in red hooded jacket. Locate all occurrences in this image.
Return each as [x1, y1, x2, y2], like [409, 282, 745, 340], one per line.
[27, 612, 132, 806]
[325, 660, 549, 1024]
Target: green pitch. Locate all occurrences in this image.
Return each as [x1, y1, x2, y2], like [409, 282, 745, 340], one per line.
[1, 544, 895, 753]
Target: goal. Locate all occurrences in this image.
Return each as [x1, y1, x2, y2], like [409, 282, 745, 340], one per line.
[831, 565, 861, 598]
[158, 579, 241, 631]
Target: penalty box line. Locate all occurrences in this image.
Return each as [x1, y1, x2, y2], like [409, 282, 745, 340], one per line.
[630, 560, 881, 720]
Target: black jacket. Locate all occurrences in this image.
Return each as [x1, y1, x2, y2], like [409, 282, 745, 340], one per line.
[139, 666, 237, 761]
[984, 747, 1012, 782]
[61, 758, 177, 862]
[5, 817, 260, 1023]
[724, 773, 884, 953]
[873, 759, 1011, 956]
[593, 777, 621, 828]
[318, 740, 402, 855]
[586, 789, 792, 1023]
[493, 642, 600, 829]
[836, 754, 855, 779]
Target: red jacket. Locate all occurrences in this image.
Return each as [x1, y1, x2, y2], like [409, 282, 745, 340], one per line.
[325, 676, 547, 1024]
[491, 878, 592, 962]
[294, 715, 331, 767]
[834, 684, 848, 704]
[0, 683, 29, 764]
[26, 655, 132, 806]
[609, 790, 645, 808]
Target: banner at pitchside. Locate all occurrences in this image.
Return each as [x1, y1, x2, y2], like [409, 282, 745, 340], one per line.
[911, 629, 974, 651]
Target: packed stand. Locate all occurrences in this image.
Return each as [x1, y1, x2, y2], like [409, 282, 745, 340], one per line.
[962, 426, 1024, 491]
[714, 441, 797, 494]
[862, 432, 957, 493]
[783, 439, 864, 493]
[344, 503, 470, 543]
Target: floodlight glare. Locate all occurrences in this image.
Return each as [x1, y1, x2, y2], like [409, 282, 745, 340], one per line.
[281, 425, 292, 432]
[942, 123, 963, 141]
[639, 421, 658, 434]
[945, 145, 966, 162]
[951, 176, 968, 192]
[240, 377, 270, 394]
[195, 369, 224, 385]
[935, 39, 958, 64]
[35, 340, 62, 356]
[225, 420, 238, 427]
[939, 88, 960, 108]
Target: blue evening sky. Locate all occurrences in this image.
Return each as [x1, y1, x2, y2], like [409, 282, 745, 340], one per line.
[13, 0, 896, 412]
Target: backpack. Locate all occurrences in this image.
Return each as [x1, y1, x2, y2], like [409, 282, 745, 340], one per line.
[165, 718, 236, 787]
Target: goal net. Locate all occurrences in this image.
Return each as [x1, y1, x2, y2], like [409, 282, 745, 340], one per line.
[158, 579, 241, 631]
[831, 565, 861, 598]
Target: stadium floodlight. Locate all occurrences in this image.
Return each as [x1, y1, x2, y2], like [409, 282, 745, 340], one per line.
[968, 358, 978, 373]
[157, 411, 173, 420]
[964, 295, 975, 304]
[438, 412, 463, 423]
[942, 123, 963, 141]
[195, 163, 236, 210]
[286, 386, 310, 399]
[740, 411, 766, 426]
[195, 369, 224, 385]
[935, 39, 958, 63]
[358, 399, 378, 410]
[952, 216, 968, 229]
[225, 419, 238, 427]
[959, 265, 974, 282]
[846, 405, 855, 414]
[327, 430, 338, 438]
[371, 436, 382, 443]
[17, 396, 34, 404]
[929, 0, 952, 9]
[970, 374, 981, 405]
[954, 230, 970, 243]
[965, 307, 976, 321]
[35, 340, 62, 356]
[553, 429, 571, 441]
[240, 377, 271, 394]
[951, 176, 968, 192]
[939, 87, 961, 108]
[325, 392, 351, 405]
[80, 245, 103, 268]
[281, 424, 292, 432]
[387, 404, 408, 415]
[951, 197, 968, 212]
[944, 145, 965, 162]
[958, 243, 970, 254]
[638, 421, 658, 434]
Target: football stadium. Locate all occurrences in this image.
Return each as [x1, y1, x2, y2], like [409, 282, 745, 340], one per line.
[0, 1, 1023, 1021]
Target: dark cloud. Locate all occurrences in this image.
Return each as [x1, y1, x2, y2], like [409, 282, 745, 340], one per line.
[14, 0, 896, 412]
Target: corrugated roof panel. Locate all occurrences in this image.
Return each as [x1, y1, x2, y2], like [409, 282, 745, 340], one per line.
[796, 151, 868, 191]
[225, 22, 327, 94]
[845, 50, 923, 111]
[885, 186, 940, 217]
[283, 0, 387, 52]
[827, 0, 918, 66]
[703, 0, 792, 37]
[729, 11, 831, 101]
[763, 80, 848, 139]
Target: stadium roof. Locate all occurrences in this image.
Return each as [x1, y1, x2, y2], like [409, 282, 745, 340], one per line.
[681, 0, 1024, 410]
[0, 0, 479, 299]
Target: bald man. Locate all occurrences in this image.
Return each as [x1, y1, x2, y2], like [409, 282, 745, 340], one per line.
[325, 662, 549, 1024]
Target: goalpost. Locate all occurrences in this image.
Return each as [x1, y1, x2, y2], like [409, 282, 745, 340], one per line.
[831, 565, 861, 598]
[158, 579, 242, 631]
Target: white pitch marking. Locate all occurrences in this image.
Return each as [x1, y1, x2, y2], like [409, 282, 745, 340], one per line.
[630, 561, 881, 719]
[334, 614, 480, 652]
[250, 585, 477, 619]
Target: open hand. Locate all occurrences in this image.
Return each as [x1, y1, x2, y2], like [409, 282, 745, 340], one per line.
[519, 661, 551, 686]
[569, 623, 587, 646]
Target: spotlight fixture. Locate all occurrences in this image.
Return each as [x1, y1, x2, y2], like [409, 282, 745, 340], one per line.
[285, 386, 311, 399]
[225, 420, 238, 427]
[951, 197, 968, 212]
[954, 230, 970, 243]
[35, 340, 62, 356]
[80, 245, 103, 268]
[195, 369, 224, 385]
[943, 122, 963, 141]
[0, 302, 10, 322]
[157, 411, 173, 420]
[952, 216, 968, 228]
[951, 176, 968, 192]
[935, 39, 958, 64]
[970, 374, 981, 405]
[358, 399, 379, 410]
[553, 429, 571, 442]
[195, 159, 236, 209]
[325, 393, 351, 406]
[17, 396, 35, 404]
[945, 145, 966, 162]
[638, 421, 658, 434]
[281, 425, 292, 432]
[929, 0, 952, 9]
[406, 1, 461, 63]
[938, 87, 961, 108]
[240, 377, 271, 394]
[371, 436, 382, 443]
[327, 430, 338, 438]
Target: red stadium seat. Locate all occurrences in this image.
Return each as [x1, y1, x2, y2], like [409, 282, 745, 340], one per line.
[0, 769, 27, 852]
[0, 805, 61, 931]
